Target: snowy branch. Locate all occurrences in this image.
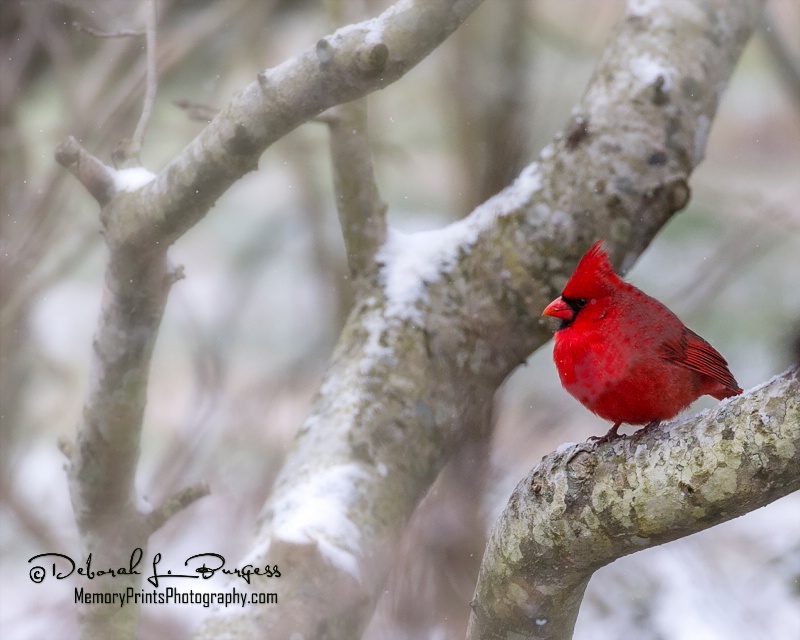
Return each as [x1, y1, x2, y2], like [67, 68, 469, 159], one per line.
[467, 367, 799, 640]
[197, 0, 767, 638]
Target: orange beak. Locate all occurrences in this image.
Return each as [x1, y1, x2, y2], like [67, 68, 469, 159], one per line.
[542, 296, 574, 321]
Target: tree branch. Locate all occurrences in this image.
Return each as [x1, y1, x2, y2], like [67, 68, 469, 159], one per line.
[322, 0, 387, 294]
[129, 0, 159, 162]
[325, 100, 388, 293]
[451, 0, 531, 210]
[760, 7, 800, 111]
[145, 482, 210, 534]
[54, 137, 117, 206]
[67, 246, 177, 638]
[467, 367, 799, 640]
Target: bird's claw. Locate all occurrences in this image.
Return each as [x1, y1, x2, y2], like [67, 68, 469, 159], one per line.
[589, 422, 624, 445]
[631, 420, 662, 438]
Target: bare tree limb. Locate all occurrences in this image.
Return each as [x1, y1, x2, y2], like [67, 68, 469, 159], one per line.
[451, 0, 532, 211]
[467, 367, 799, 640]
[145, 483, 211, 534]
[128, 0, 159, 163]
[284, 132, 355, 334]
[325, 100, 388, 292]
[67, 245, 177, 639]
[760, 7, 800, 111]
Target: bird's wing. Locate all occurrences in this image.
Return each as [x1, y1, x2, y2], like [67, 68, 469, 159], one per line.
[660, 327, 742, 394]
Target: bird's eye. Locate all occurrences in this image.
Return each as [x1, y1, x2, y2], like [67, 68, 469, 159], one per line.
[560, 296, 588, 316]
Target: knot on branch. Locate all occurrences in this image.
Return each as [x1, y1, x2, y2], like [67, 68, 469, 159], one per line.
[316, 36, 389, 78]
[357, 43, 389, 76]
[316, 38, 334, 66]
[652, 74, 670, 105]
[224, 124, 261, 157]
[667, 177, 691, 212]
[565, 115, 590, 151]
[165, 264, 186, 288]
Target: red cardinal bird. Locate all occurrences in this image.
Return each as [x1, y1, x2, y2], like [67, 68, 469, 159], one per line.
[542, 240, 742, 441]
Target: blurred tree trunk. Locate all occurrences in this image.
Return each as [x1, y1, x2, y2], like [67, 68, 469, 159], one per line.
[450, 0, 532, 212]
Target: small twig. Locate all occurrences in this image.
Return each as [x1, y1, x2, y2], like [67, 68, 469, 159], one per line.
[325, 101, 387, 291]
[145, 483, 210, 534]
[72, 21, 145, 39]
[129, 0, 159, 161]
[173, 99, 220, 123]
[760, 8, 800, 111]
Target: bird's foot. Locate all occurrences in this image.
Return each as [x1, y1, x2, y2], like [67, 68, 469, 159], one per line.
[589, 422, 623, 445]
[632, 420, 662, 438]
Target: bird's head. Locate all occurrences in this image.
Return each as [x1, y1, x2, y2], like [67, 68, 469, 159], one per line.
[542, 240, 620, 329]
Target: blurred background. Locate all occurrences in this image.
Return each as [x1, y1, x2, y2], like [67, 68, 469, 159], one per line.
[1, 0, 798, 638]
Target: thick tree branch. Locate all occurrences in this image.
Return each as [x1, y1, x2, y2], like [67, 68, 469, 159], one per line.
[67, 247, 178, 639]
[197, 0, 766, 638]
[467, 367, 799, 640]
